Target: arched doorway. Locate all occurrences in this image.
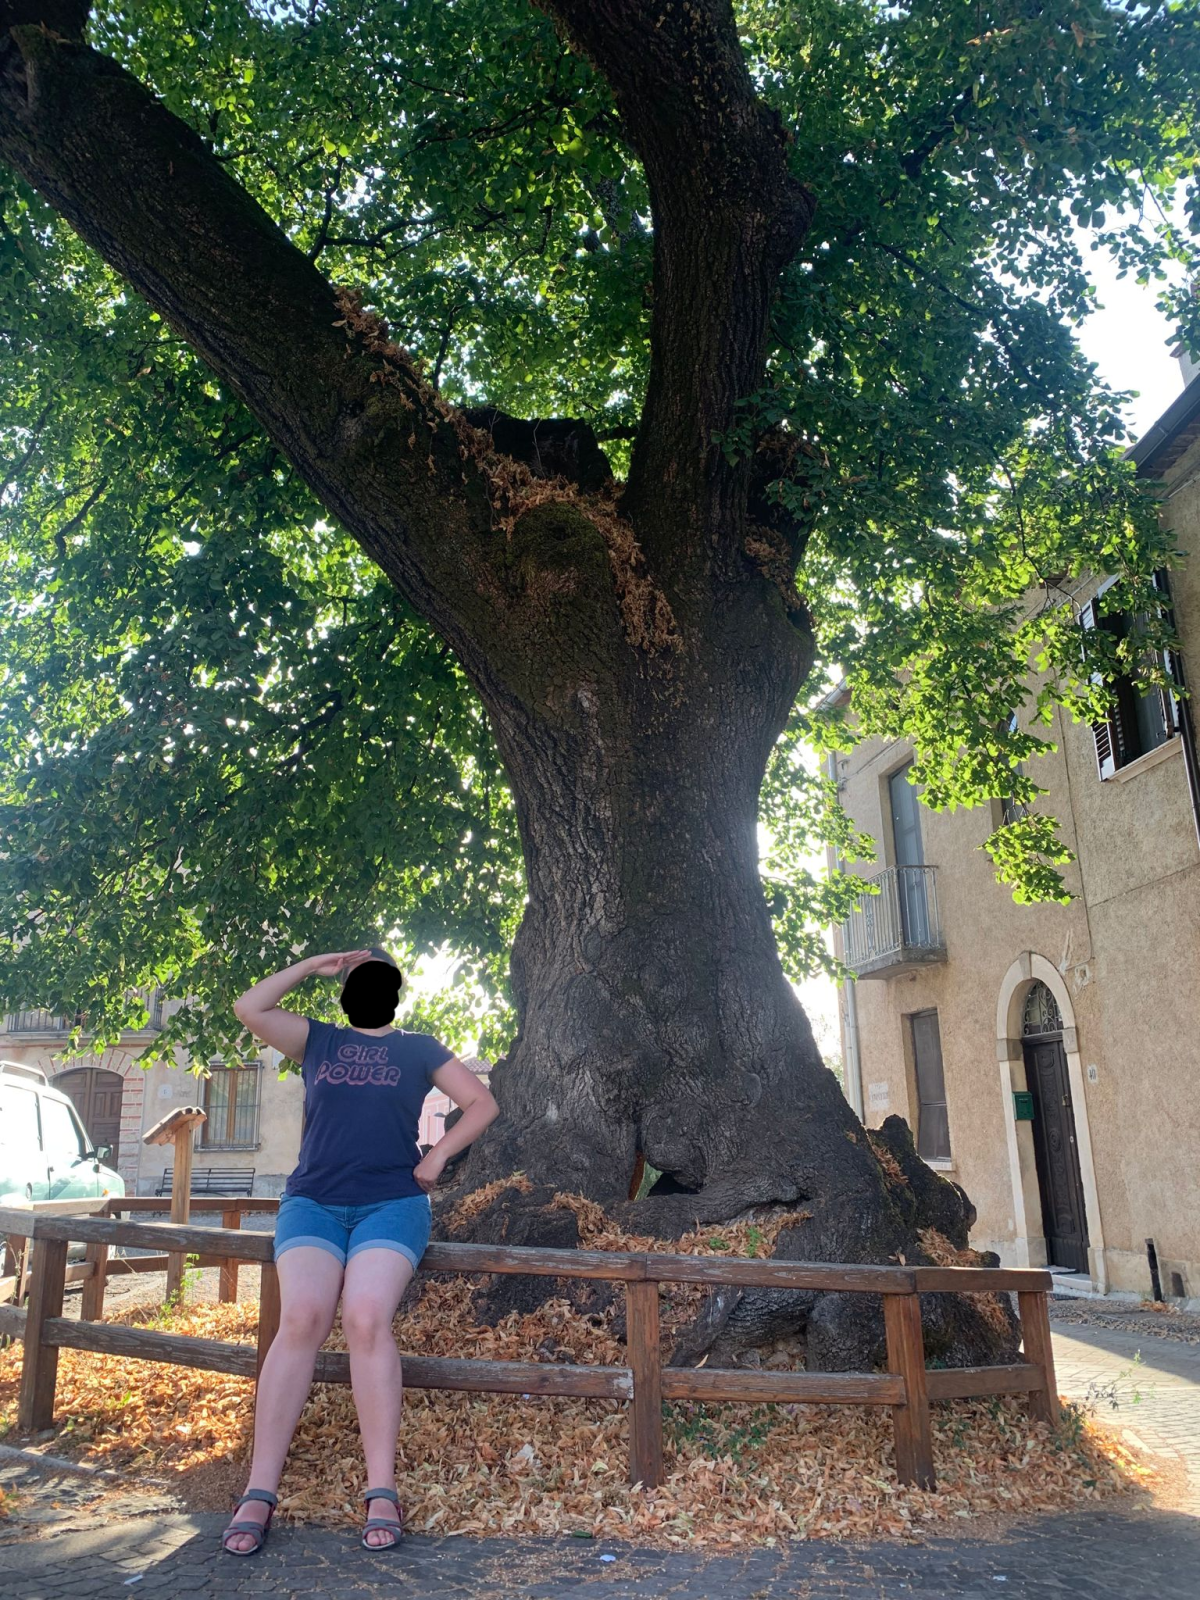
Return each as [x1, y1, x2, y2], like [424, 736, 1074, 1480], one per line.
[1021, 983, 1089, 1274]
[54, 1068, 124, 1169]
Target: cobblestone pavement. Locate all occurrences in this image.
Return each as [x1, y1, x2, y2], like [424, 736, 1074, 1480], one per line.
[2, 1501, 1197, 1600]
[1049, 1316, 1200, 1508]
[1, 1313, 1197, 1599]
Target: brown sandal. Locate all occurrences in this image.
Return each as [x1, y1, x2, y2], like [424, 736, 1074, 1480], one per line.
[361, 1486, 403, 1550]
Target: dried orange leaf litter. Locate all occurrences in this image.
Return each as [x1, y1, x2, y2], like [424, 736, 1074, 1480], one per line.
[0, 1187, 1151, 1546]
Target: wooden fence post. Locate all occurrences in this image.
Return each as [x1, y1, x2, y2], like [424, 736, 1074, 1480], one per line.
[256, 1260, 281, 1379]
[166, 1121, 196, 1303]
[884, 1292, 935, 1490]
[1018, 1290, 1060, 1427]
[219, 1205, 241, 1304]
[626, 1280, 664, 1488]
[80, 1239, 109, 1323]
[18, 1236, 68, 1432]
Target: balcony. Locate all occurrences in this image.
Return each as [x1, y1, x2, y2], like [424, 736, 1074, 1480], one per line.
[839, 866, 947, 979]
[3, 989, 164, 1037]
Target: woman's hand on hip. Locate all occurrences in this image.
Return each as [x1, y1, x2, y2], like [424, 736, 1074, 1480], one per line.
[413, 1150, 446, 1194]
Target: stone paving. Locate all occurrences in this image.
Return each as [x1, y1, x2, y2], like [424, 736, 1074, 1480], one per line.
[1049, 1318, 1200, 1507]
[1, 1311, 1197, 1599]
[2, 1499, 1197, 1600]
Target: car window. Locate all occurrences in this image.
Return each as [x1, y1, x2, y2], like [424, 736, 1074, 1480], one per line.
[39, 1095, 86, 1162]
[0, 1084, 41, 1148]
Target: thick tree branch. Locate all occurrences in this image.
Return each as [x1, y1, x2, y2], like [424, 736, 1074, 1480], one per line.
[538, 1, 815, 567]
[0, 13, 503, 656]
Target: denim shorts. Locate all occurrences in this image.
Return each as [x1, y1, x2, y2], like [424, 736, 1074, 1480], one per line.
[274, 1193, 432, 1270]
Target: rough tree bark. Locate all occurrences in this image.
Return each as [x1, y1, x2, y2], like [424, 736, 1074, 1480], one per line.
[0, 0, 1017, 1369]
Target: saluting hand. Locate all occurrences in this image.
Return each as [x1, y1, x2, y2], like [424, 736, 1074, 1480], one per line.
[306, 949, 373, 978]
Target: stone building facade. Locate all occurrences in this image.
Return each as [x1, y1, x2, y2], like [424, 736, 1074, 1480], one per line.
[828, 370, 1200, 1306]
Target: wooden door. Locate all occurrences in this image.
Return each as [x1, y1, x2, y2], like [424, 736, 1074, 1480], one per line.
[1022, 1037, 1089, 1274]
[54, 1068, 124, 1168]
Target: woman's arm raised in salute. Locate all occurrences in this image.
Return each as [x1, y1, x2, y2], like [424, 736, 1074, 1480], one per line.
[233, 950, 371, 1064]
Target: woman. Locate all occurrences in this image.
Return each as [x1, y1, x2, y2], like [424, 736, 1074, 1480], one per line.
[220, 946, 499, 1556]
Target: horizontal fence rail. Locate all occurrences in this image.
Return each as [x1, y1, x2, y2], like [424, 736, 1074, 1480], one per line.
[0, 1204, 1059, 1493]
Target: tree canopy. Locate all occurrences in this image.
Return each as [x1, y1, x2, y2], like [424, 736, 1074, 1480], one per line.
[2, 0, 1197, 1066]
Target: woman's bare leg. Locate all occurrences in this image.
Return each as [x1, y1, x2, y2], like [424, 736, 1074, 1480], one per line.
[223, 1247, 344, 1553]
[341, 1249, 416, 1548]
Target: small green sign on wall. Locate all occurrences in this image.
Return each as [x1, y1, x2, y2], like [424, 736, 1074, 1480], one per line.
[1013, 1091, 1035, 1122]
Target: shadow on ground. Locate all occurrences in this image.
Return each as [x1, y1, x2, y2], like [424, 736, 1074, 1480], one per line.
[1, 1502, 1198, 1599]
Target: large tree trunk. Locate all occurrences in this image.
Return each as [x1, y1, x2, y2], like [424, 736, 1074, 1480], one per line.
[437, 541, 1016, 1373]
[1, 3, 1019, 1373]
[473, 652, 872, 1223]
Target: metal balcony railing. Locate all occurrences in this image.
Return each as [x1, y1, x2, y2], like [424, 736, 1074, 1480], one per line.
[3, 1009, 77, 1034]
[3, 990, 164, 1035]
[840, 865, 946, 978]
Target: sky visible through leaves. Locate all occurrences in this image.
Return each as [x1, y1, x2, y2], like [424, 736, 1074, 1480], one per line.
[1, 0, 1197, 1071]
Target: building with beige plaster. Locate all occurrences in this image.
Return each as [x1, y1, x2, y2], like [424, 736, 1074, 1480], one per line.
[1, 995, 304, 1196]
[1, 994, 488, 1197]
[828, 368, 1200, 1307]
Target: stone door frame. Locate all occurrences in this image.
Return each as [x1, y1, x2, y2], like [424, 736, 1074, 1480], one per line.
[995, 952, 1106, 1291]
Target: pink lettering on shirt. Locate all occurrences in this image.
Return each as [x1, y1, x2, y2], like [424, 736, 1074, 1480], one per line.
[334, 1042, 390, 1066]
[315, 1057, 401, 1088]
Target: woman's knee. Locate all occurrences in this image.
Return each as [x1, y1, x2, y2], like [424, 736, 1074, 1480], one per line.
[278, 1298, 335, 1347]
[341, 1297, 395, 1349]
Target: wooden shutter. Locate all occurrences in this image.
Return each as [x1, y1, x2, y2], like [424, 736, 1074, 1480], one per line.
[1080, 598, 1124, 779]
[909, 1010, 950, 1162]
[1152, 570, 1183, 737]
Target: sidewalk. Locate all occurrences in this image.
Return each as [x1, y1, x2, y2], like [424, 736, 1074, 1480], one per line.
[1, 1312, 1197, 1599]
[2, 1496, 1196, 1599]
[1049, 1317, 1200, 1509]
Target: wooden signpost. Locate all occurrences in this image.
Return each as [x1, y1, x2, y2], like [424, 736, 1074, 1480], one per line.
[141, 1107, 207, 1303]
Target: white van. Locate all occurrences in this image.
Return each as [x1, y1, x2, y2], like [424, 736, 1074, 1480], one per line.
[0, 1059, 126, 1204]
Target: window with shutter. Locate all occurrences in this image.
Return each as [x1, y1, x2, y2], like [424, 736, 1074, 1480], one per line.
[1000, 711, 1029, 825]
[1080, 585, 1179, 778]
[201, 1064, 261, 1149]
[909, 1009, 950, 1163]
[1080, 599, 1120, 779]
[1152, 570, 1185, 739]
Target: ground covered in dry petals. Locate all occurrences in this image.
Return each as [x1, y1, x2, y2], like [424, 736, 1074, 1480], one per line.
[0, 1187, 1154, 1547]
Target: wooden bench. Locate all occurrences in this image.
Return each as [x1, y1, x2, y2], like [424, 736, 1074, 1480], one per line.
[154, 1167, 255, 1198]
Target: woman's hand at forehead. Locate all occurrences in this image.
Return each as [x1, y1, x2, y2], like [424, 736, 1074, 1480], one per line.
[234, 950, 371, 1064]
[307, 949, 373, 978]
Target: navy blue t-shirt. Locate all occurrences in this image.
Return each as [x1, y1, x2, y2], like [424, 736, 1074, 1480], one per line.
[284, 1019, 454, 1204]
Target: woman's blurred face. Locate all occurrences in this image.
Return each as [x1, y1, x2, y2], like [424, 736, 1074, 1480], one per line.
[340, 959, 402, 1028]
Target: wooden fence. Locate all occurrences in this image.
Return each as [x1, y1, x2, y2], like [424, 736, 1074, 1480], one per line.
[0, 1203, 1060, 1492]
[2, 1197, 275, 1313]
